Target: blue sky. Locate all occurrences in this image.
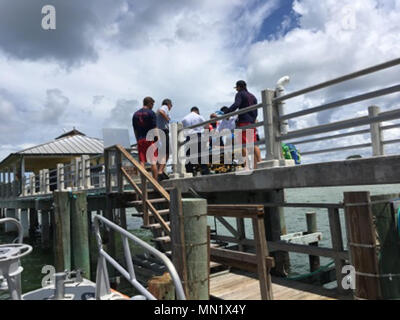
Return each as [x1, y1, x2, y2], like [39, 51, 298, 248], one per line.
[256, 0, 299, 41]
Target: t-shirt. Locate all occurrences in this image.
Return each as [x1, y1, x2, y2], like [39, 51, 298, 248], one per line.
[182, 112, 206, 135]
[227, 90, 258, 124]
[217, 115, 237, 132]
[132, 108, 157, 141]
[156, 104, 170, 130]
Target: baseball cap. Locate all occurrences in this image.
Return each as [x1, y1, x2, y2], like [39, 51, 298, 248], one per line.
[234, 80, 247, 89]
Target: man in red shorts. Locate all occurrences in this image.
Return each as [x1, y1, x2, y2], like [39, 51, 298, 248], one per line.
[132, 96, 158, 180]
[227, 80, 259, 169]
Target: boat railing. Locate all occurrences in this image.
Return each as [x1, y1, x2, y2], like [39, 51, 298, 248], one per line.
[92, 214, 186, 300]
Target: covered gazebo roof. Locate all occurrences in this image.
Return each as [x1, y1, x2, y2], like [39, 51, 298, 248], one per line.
[0, 129, 104, 172]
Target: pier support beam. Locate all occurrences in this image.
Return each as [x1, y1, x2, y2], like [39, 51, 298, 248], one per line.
[29, 208, 39, 239]
[41, 210, 51, 249]
[53, 192, 71, 272]
[70, 191, 91, 279]
[20, 209, 29, 239]
[182, 198, 208, 300]
[306, 212, 320, 273]
[5, 209, 17, 233]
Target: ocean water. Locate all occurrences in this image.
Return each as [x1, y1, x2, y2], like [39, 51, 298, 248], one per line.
[1, 183, 399, 298]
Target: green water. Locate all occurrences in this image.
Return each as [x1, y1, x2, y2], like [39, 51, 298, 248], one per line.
[1, 183, 400, 298]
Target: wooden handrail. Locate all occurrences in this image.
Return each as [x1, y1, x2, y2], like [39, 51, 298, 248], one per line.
[113, 144, 170, 202]
[111, 145, 171, 235]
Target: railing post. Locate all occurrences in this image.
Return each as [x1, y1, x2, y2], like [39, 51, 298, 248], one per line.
[369, 105, 384, 156]
[170, 122, 179, 179]
[259, 89, 282, 168]
[328, 208, 346, 294]
[30, 173, 36, 195]
[82, 156, 92, 190]
[57, 163, 65, 191]
[44, 169, 50, 194]
[38, 170, 43, 194]
[306, 212, 320, 273]
[22, 175, 27, 197]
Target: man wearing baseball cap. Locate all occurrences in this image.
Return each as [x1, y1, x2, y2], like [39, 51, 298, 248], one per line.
[227, 80, 259, 169]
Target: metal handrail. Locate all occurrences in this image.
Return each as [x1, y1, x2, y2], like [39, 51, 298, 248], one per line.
[275, 57, 400, 102]
[93, 214, 186, 300]
[0, 218, 23, 244]
[280, 84, 400, 121]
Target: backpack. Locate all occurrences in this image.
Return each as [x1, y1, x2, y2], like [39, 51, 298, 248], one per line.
[282, 143, 301, 165]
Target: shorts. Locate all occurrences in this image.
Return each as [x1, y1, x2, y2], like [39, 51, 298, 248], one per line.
[137, 139, 158, 164]
[162, 129, 170, 157]
[237, 122, 257, 145]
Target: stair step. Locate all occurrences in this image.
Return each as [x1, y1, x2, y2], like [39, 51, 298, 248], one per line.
[132, 209, 170, 218]
[152, 236, 171, 244]
[128, 198, 168, 206]
[142, 221, 171, 230]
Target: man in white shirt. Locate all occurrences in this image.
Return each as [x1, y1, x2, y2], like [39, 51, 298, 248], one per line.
[181, 107, 210, 175]
[156, 99, 173, 180]
[181, 106, 206, 135]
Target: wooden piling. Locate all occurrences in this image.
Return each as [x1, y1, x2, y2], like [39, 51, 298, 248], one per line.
[371, 193, 400, 299]
[41, 210, 50, 249]
[70, 191, 91, 279]
[148, 273, 175, 300]
[306, 212, 320, 273]
[29, 208, 39, 239]
[53, 191, 71, 272]
[344, 192, 382, 300]
[170, 188, 189, 297]
[181, 198, 208, 300]
[264, 189, 290, 276]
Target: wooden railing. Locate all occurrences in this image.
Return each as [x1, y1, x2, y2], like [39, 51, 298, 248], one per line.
[207, 205, 275, 300]
[105, 144, 171, 235]
[210, 201, 349, 292]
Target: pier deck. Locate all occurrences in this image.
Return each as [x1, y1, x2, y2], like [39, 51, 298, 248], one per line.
[210, 272, 352, 300]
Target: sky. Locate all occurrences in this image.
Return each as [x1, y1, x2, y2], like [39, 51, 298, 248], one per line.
[0, 0, 400, 164]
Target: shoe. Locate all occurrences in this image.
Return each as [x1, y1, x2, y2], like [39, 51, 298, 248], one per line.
[161, 172, 170, 180]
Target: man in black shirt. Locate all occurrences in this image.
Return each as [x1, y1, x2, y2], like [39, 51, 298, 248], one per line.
[132, 96, 158, 180]
[227, 80, 259, 169]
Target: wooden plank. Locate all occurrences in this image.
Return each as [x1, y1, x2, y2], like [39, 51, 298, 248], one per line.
[252, 214, 273, 300]
[306, 212, 320, 273]
[210, 247, 275, 271]
[344, 192, 382, 300]
[209, 273, 344, 300]
[141, 173, 149, 226]
[328, 208, 346, 293]
[211, 234, 348, 260]
[236, 218, 245, 251]
[207, 205, 264, 218]
[170, 188, 189, 297]
[146, 200, 171, 234]
[216, 217, 240, 238]
[269, 241, 349, 260]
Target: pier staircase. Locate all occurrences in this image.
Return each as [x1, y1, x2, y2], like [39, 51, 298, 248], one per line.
[112, 145, 173, 253]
